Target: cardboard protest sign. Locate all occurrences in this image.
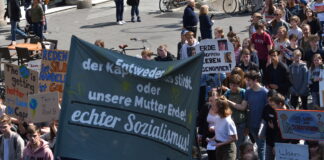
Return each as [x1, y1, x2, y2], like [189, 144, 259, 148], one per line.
[195, 39, 235, 74]
[27, 60, 42, 72]
[277, 109, 324, 140]
[4, 64, 39, 119]
[39, 50, 69, 98]
[319, 69, 324, 107]
[275, 143, 309, 160]
[28, 92, 60, 123]
[55, 36, 203, 160]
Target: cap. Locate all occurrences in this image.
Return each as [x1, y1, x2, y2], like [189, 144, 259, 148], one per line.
[181, 29, 189, 35]
[299, 0, 308, 5]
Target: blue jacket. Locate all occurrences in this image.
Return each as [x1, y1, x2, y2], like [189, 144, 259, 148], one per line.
[199, 14, 213, 39]
[183, 6, 198, 27]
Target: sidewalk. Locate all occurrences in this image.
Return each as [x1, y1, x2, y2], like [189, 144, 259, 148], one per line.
[11, 0, 111, 22]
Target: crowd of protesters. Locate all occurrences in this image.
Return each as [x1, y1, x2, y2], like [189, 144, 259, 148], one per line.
[127, 0, 324, 159]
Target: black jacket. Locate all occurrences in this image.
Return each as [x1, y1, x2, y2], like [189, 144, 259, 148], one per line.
[154, 53, 175, 61]
[183, 6, 198, 27]
[237, 62, 259, 73]
[4, 0, 21, 21]
[199, 14, 213, 39]
[263, 62, 291, 96]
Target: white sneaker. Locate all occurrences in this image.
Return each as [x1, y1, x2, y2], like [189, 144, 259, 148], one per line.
[121, 21, 126, 24]
[11, 41, 16, 46]
[117, 21, 123, 25]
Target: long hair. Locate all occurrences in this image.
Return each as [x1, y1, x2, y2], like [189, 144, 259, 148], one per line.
[216, 96, 232, 118]
[310, 54, 323, 71]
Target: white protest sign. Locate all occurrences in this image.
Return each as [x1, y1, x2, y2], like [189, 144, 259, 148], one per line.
[28, 92, 60, 123]
[195, 38, 235, 74]
[275, 143, 309, 160]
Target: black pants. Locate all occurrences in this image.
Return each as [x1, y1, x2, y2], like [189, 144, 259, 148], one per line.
[185, 26, 197, 38]
[115, 0, 124, 21]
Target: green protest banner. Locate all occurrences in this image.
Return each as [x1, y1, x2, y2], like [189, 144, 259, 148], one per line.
[55, 36, 204, 160]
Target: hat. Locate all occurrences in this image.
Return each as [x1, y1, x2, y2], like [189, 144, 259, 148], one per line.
[299, 0, 308, 5]
[181, 29, 189, 35]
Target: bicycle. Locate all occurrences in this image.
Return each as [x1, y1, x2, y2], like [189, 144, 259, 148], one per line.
[115, 38, 151, 55]
[222, 0, 256, 14]
[159, 0, 187, 12]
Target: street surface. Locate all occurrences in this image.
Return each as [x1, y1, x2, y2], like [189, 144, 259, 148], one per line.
[0, 0, 250, 57]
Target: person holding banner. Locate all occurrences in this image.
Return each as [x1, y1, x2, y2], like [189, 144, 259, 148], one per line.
[180, 31, 199, 59]
[155, 45, 175, 61]
[23, 124, 54, 160]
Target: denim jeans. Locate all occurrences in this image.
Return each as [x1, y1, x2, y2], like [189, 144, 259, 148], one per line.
[131, 5, 139, 17]
[33, 22, 44, 40]
[249, 127, 266, 160]
[10, 21, 28, 41]
[115, 0, 124, 21]
[236, 123, 247, 157]
[311, 92, 320, 106]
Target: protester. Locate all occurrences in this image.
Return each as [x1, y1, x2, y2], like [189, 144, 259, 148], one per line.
[273, 26, 290, 59]
[197, 89, 219, 160]
[180, 31, 199, 59]
[304, 35, 324, 66]
[251, 22, 273, 72]
[239, 142, 256, 160]
[237, 48, 259, 73]
[230, 36, 242, 64]
[23, 124, 54, 160]
[288, 16, 303, 40]
[289, 49, 309, 109]
[302, 8, 321, 36]
[155, 45, 175, 61]
[285, 34, 302, 65]
[249, 13, 263, 38]
[141, 49, 153, 60]
[199, 5, 213, 40]
[310, 0, 324, 42]
[177, 30, 188, 60]
[115, 0, 125, 25]
[127, 0, 141, 22]
[224, 74, 247, 158]
[264, 50, 291, 96]
[286, 0, 301, 19]
[4, 0, 29, 45]
[226, 70, 268, 160]
[261, 0, 276, 23]
[299, 24, 312, 55]
[214, 27, 225, 39]
[269, 9, 290, 38]
[240, 38, 259, 66]
[94, 40, 105, 48]
[31, 0, 45, 40]
[209, 96, 237, 160]
[309, 54, 324, 106]
[183, 0, 198, 37]
[262, 92, 289, 160]
[0, 115, 25, 160]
